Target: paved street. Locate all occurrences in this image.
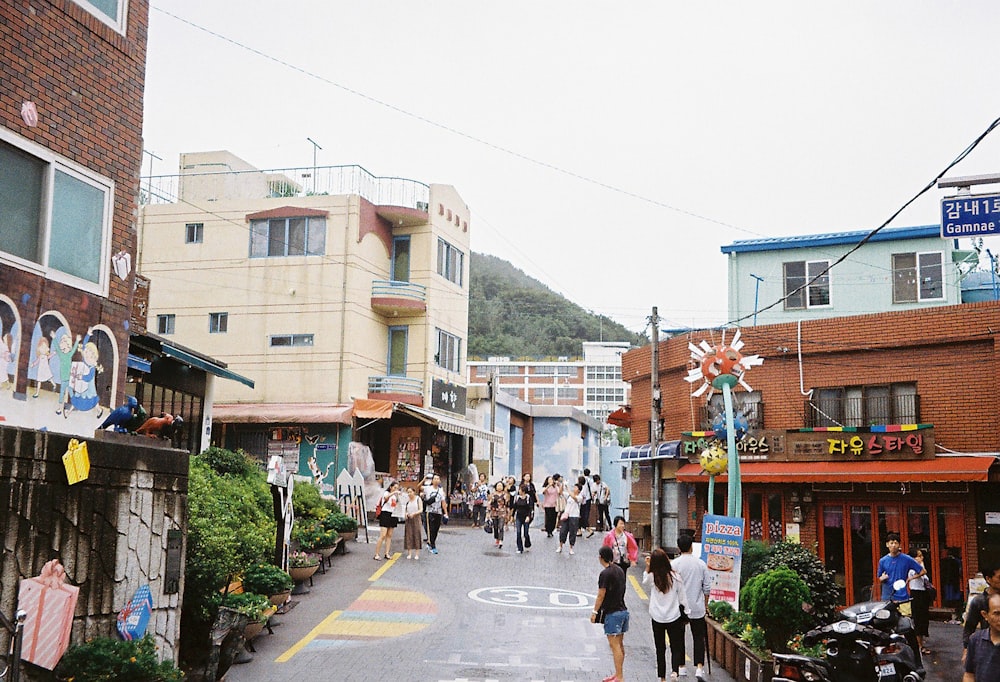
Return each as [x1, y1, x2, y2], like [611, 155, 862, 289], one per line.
[223, 521, 963, 682]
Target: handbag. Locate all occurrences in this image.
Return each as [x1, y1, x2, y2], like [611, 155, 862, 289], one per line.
[484, 518, 493, 534]
[678, 603, 689, 623]
[560, 510, 569, 521]
[924, 578, 937, 601]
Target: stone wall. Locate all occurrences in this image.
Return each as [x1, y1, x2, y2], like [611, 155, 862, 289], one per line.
[0, 425, 187, 662]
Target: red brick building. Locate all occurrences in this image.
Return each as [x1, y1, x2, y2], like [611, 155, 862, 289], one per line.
[1, 0, 148, 435]
[623, 301, 1000, 607]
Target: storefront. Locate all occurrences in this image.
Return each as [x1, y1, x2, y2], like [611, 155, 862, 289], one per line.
[676, 426, 997, 607]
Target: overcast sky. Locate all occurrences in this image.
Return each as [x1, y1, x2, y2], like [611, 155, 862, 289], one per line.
[142, 1, 1000, 334]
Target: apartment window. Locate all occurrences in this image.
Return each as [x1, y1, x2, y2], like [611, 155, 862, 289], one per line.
[436, 329, 461, 372]
[185, 223, 204, 244]
[784, 260, 831, 309]
[587, 365, 622, 381]
[586, 387, 626, 403]
[269, 334, 314, 347]
[557, 386, 579, 400]
[250, 217, 326, 257]
[892, 252, 944, 303]
[72, 0, 127, 32]
[555, 366, 577, 377]
[209, 312, 228, 334]
[706, 391, 763, 430]
[157, 314, 175, 335]
[392, 236, 410, 282]
[387, 326, 408, 376]
[809, 382, 918, 427]
[535, 387, 554, 400]
[437, 238, 464, 285]
[0, 136, 112, 292]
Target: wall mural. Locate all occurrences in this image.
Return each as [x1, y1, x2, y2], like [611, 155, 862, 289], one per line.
[0, 296, 119, 438]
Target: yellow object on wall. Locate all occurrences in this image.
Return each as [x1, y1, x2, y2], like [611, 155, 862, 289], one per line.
[62, 438, 90, 485]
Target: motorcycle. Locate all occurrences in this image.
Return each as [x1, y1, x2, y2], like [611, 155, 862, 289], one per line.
[772, 581, 924, 682]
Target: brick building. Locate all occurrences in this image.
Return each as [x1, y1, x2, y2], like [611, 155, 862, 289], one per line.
[623, 301, 1000, 607]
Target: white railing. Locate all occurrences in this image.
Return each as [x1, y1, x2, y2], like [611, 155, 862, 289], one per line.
[368, 375, 424, 396]
[371, 280, 427, 302]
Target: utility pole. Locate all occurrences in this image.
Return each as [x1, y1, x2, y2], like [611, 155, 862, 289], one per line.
[489, 370, 497, 480]
[649, 307, 662, 549]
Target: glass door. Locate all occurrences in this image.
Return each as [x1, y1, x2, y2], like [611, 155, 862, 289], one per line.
[850, 505, 875, 602]
[821, 505, 847, 605]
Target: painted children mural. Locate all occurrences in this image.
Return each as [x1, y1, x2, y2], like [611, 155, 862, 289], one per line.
[0, 298, 19, 392]
[52, 327, 82, 417]
[28, 336, 56, 398]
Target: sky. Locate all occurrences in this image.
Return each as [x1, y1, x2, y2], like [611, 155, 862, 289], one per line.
[142, 1, 1000, 334]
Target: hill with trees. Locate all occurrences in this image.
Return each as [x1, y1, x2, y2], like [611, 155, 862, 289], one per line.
[468, 253, 645, 358]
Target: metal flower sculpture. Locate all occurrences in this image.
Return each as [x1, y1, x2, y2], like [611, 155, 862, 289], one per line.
[685, 329, 762, 515]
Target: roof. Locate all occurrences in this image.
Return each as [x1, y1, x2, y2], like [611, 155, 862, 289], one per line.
[675, 456, 995, 483]
[720, 225, 943, 254]
[212, 403, 352, 424]
[130, 332, 255, 388]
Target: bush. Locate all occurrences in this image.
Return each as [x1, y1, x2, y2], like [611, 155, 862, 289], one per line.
[198, 446, 260, 478]
[221, 591, 272, 622]
[242, 562, 294, 595]
[740, 539, 772, 586]
[54, 634, 183, 681]
[757, 542, 840, 624]
[742, 567, 812, 653]
[292, 519, 339, 550]
[292, 480, 330, 520]
[708, 599, 735, 622]
[323, 511, 358, 534]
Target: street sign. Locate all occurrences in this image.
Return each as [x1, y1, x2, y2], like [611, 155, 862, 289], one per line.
[941, 193, 1000, 237]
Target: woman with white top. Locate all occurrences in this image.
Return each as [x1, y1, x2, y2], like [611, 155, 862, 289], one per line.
[643, 547, 690, 682]
[373, 481, 401, 560]
[402, 487, 424, 560]
[557, 483, 582, 555]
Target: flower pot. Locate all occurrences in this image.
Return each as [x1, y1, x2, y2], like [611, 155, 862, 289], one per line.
[315, 545, 337, 561]
[268, 589, 291, 607]
[289, 563, 319, 583]
[244, 620, 265, 641]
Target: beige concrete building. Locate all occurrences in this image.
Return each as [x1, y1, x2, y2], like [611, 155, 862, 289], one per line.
[139, 151, 483, 477]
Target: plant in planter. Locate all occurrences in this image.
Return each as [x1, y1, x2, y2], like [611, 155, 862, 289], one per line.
[323, 511, 358, 535]
[54, 634, 183, 681]
[742, 566, 812, 653]
[242, 562, 294, 599]
[293, 479, 331, 520]
[222, 591, 272, 623]
[289, 550, 320, 569]
[292, 519, 340, 552]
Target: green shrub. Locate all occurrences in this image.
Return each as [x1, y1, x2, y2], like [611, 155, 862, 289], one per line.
[742, 567, 812, 653]
[54, 634, 183, 681]
[758, 542, 840, 624]
[722, 609, 753, 635]
[708, 599, 735, 622]
[740, 539, 772, 586]
[292, 480, 330, 520]
[198, 446, 260, 478]
[221, 591, 272, 622]
[242, 562, 294, 595]
[292, 519, 339, 550]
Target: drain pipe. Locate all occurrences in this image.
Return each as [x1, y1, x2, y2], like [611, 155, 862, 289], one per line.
[798, 320, 813, 398]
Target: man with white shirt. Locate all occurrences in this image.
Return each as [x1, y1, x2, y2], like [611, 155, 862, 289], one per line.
[671, 534, 712, 678]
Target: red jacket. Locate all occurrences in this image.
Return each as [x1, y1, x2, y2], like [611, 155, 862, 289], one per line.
[602, 529, 639, 564]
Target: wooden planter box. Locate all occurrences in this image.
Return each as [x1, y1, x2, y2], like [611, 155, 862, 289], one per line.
[706, 617, 773, 682]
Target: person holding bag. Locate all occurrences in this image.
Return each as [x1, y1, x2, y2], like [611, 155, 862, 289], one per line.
[643, 548, 690, 682]
[602, 516, 639, 573]
[557, 483, 582, 555]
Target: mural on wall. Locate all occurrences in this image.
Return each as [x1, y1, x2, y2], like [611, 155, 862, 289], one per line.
[533, 418, 586, 483]
[0, 297, 120, 438]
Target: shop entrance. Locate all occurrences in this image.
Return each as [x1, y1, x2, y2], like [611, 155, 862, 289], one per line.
[819, 501, 965, 607]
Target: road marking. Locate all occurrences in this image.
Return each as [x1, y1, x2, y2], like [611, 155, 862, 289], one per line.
[368, 552, 399, 581]
[274, 610, 342, 662]
[468, 586, 595, 610]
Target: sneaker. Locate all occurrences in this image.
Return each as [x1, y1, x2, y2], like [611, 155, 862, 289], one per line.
[679, 666, 688, 677]
[695, 668, 705, 679]
[556, 546, 562, 553]
[430, 547, 438, 554]
[516, 550, 523, 554]
[670, 674, 679, 682]
[569, 548, 574, 555]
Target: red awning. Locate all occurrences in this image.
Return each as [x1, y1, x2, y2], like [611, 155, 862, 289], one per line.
[606, 406, 632, 428]
[675, 456, 996, 483]
[212, 403, 352, 424]
[352, 398, 394, 420]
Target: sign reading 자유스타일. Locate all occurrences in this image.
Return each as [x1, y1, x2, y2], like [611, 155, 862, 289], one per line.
[941, 194, 1000, 237]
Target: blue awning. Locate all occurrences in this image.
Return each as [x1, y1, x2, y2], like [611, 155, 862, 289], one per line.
[127, 354, 152, 373]
[618, 440, 682, 461]
[161, 344, 255, 389]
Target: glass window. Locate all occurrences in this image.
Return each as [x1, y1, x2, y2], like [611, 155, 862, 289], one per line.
[388, 326, 407, 376]
[209, 312, 228, 334]
[436, 328, 461, 372]
[269, 334, 314, 347]
[586, 387, 626, 403]
[587, 365, 622, 380]
[534, 387, 554, 400]
[157, 314, 175, 335]
[893, 252, 944, 303]
[392, 236, 410, 282]
[557, 386, 579, 400]
[72, 0, 127, 32]
[185, 223, 204, 244]
[436, 238, 464, 285]
[784, 260, 831, 309]
[250, 217, 326, 257]
[0, 137, 111, 290]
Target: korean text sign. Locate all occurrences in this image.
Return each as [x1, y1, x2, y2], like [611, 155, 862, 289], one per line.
[700, 514, 745, 610]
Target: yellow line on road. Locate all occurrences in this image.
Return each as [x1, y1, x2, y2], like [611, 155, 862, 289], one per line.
[275, 610, 342, 663]
[368, 552, 398, 581]
[630, 573, 647, 600]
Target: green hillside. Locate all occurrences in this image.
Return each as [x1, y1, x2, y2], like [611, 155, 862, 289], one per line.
[468, 253, 645, 358]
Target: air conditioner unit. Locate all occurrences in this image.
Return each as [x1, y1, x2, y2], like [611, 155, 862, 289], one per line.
[416, 201, 429, 212]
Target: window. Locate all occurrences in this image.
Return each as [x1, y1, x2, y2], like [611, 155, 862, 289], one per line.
[586, 387, 626, 403]
[706, 391, 763, 430]
[893, 252, 944, 303]
[391, 237, 410, 282]
[71, 0, 127, 32]
[436, 329, 461, 372]
[209, 312, 228, 334]
[185, 223, 204, 244]
[157, 314, 175, 335]
[269, 334, 314, 347]
[587, 365, 622, 381]
[557, 386, 579, 400]
[0, 135, 112, 292]
[250, 217, 326, 257]
[808, 382, 918, 427]
[436, 238, 464, 285]
[387, 326, 408, 376]
[534, 387, 554, 400]
[784, 260, 831, 309]
[555, 366, 577, 377]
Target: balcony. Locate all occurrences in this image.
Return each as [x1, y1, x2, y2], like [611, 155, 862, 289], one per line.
[371, 280, 427, 317]
[368, 375, 424, 406]
[698, 401, 765, 432]
[803, 395, 921, 428]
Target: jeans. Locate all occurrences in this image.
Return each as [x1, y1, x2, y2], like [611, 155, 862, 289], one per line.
[515, 514, 532, 551]
[492, 516, 505, 543]
[426, 512, 442, 549]
[558, 516, 579, 546]
[472, 503, 487, 526]
[652, 617, 688, 678]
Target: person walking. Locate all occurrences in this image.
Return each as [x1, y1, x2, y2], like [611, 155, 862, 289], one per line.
[520, 471, 538, 527]
[672, 533, 712, 679]
[471, 472, 489, 528]
[558, 483, 582, 555]
[592, 545, 630, 682]
[594, 474, 612, 532]
[402, 486, 423, 560]
[512, 483, 533, 553]
[877, 532, 925, 612]
[579, 470, 595, 538]
[540, 475, 560, 537]
[373, 481, 401, 560]
[908, 548, 931, 656]
[643, 547, 690, 682]
[602, 515, 639, 574]
[488, 481, 509, 549]
[964, 562, 1000, 662]
[963, 590, 1000, 682]
[553, 473, 566, 532]
[422, 474, 448, 555]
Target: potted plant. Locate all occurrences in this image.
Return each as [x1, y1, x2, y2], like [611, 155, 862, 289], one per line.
[323, 511, 358, 543]
[54, 634, 184, 681]
[222, 591, 275, 641]
[292, 519, 340, 559]
[288, 551, 320, 584]
[242, 562, 295, 606]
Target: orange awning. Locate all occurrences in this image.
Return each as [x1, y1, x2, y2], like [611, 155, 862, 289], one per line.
[352, 398, 394, 420]
[212, 403, 352, 424]
[607, 406, 632, 428]
[675, 456, 996, 483]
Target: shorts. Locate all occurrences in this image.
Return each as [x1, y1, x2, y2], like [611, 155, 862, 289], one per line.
[378, 511, 398, 528]
[603, 609, 630, 636]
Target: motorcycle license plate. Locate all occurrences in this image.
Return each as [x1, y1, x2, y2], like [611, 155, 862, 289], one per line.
[878, 662, 896, 678]
[856, 611, 872, 623]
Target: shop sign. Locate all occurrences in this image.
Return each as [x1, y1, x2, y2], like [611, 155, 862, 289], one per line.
[797, 433, 924, 457]
[682, 434, 781, 460]
[431, 378, 467, 416]
[701, 514, 745, 610]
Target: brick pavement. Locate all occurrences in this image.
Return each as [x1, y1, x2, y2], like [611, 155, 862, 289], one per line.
[222, 522, 964, 681]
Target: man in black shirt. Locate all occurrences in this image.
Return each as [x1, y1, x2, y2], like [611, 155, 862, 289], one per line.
[592, 545, 629, 682]
[965, 562, 1000, 660]
[964, 591, 1000, 682]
